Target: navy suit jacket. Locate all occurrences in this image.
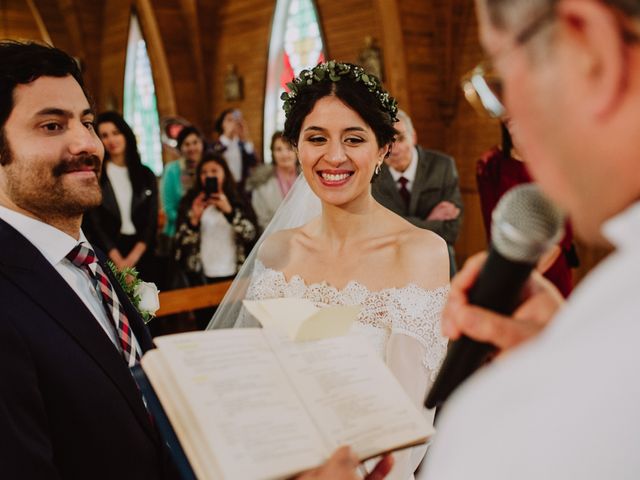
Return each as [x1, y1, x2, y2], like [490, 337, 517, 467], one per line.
[0, 218, 176, 479]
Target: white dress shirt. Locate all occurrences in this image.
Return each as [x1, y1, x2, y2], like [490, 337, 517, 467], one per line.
[219, 134, 254, 183]
[106, 162, 136, 235]
[388, 147, 418, 192]
[0, 205, 119, 347]
[422, 201, 640, 479]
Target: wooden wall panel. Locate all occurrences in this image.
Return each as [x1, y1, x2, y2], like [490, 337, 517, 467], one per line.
[151, 0, 198, 122]
[99, 0, 129, 112]
[32, 0, 73, 51]
[0, 0, 44, 41]
[316, 0, 382, 64]
[207, 0, 275, 156]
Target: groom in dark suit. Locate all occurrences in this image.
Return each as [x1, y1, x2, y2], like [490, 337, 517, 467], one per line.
[372, 110, 463, 275]
[0, 40, 177, 480]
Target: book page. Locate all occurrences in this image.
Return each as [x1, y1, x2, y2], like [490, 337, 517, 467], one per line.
[266, 331, 434, 461]
[243, 298, 358, 341]
[148, 330, 329, 479]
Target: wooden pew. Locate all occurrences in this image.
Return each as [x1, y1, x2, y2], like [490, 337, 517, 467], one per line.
[156, 280, 233, 317]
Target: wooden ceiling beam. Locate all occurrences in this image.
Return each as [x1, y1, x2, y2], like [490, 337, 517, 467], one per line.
[135, 0, 177, 116]
[26, 0, 53, 44]
[373, 0, 410, 114]
[179, 0, 209, 128]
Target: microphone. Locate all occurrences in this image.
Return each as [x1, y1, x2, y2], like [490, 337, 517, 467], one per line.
[425, 184, 564, 409]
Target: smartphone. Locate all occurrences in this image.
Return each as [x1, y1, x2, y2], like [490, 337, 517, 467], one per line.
[204, 177, 219, 197]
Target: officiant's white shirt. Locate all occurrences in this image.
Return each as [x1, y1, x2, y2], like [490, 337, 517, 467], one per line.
[0, 205, 119, 347]
[422, 202, 640, 479]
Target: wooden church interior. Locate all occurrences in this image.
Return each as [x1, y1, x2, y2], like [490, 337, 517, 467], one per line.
[1, 0, 610, 328]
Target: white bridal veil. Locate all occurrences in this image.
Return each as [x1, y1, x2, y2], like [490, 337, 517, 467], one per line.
[206, 174, 321, 329]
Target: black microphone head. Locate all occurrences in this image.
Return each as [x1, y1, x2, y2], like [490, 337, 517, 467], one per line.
[491, 183, 565, 264]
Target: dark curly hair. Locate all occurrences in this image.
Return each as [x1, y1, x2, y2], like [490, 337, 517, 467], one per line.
[282, 73, 397, 151]
[96, 111, 149, 190]
[176, 125, 203, 151]
[0, 40, 89, 166]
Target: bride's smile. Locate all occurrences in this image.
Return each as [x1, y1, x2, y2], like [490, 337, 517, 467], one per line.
[317, 169, 353, 186]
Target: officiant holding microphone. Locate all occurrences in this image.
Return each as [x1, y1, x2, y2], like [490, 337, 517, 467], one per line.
[422, 0, 640, 478]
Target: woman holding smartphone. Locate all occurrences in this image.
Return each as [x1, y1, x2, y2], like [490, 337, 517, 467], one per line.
[173, 152, 258, 320]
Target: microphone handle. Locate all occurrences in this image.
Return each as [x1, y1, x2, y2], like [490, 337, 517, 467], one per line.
[425, 248, 534, 409]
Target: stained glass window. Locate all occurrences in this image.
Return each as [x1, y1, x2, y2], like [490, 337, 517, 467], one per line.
[263, 0, 326, 162]
[123, 13, 163, 176]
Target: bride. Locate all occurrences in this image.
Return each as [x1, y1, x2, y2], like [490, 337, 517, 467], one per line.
[209, 61, 449, 479]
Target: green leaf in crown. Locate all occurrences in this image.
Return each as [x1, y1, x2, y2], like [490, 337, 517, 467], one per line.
[281, 61, 398, 123]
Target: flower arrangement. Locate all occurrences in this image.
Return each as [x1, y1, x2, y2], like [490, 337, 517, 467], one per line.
[280, 60, 399, 122]
[107, 262, 160, 324]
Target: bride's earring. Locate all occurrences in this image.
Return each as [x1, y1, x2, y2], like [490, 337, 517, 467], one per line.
[374, 162, 382, 175]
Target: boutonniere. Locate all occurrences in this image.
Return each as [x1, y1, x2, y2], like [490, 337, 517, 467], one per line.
[107, 262, 160, 323]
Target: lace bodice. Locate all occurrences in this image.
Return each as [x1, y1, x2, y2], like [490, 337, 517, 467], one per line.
[245, 260, 449, 380]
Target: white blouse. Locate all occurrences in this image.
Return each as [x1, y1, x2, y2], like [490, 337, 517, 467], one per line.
[200, 206, 236, 278]
[106, 162, 135, 235]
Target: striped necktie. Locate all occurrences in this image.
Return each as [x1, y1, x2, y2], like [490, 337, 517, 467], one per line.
[66, 243, 142, 366]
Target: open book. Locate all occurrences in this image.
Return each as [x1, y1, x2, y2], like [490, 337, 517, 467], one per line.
[141, 329, 434, 480]
[242, 298, 360, 340]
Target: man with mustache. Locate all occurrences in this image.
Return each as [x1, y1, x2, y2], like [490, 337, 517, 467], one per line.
[422, 0, 640, 478]
[0, 40, 391, 480]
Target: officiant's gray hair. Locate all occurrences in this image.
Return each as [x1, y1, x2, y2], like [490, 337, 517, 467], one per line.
[485, 0, 640, 31]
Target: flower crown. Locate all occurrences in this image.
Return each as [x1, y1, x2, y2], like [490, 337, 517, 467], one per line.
[281, 61, 399, 123]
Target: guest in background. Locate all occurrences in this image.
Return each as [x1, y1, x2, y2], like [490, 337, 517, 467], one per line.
[84, 111, 158, 278]
[477, 121, 578, 297]
[372, 109, 463, 276]
[246, 131, 299, 229]
[213, 108, 258, 189]
[174, 152, 258, 327]
[161, 125, 204, 238]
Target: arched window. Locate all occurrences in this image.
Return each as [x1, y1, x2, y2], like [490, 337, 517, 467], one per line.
[123, 13, 163, 176]
[263, 0, 326, 162]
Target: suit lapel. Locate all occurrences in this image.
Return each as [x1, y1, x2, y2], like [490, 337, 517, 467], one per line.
[0, 219, 156, 439]
[377, 166, 407, 212]
[100, 175, 120, 220]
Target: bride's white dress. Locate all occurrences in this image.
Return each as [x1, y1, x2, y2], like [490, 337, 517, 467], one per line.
[240, 259, 449, 480]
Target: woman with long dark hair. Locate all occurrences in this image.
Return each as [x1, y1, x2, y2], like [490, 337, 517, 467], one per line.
[174, 152, 258, 285]
[84, 111, 158, 278]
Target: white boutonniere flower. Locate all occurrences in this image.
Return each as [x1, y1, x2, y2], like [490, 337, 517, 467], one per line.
[107, 262, 160, 324]
[135, 281, 160, 322]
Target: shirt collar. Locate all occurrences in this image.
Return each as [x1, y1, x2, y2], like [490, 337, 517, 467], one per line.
[0, 205, 88, 267]
[601, 201, 640, 250]
[388, 147, 418, 183]
[219, 134, 238, 147]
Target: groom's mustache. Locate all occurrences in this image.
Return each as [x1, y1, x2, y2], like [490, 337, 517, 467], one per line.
[52, 154, 102, 177]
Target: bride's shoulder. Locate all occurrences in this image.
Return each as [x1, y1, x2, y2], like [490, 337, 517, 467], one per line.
[257, 222, 316, 268]
[391, 216, 450, 288]
[257, 229, 296, 267]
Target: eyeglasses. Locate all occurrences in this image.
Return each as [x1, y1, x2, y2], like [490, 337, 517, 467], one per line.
[462, 3, 640, 119]
[461, 6, 557, 119]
